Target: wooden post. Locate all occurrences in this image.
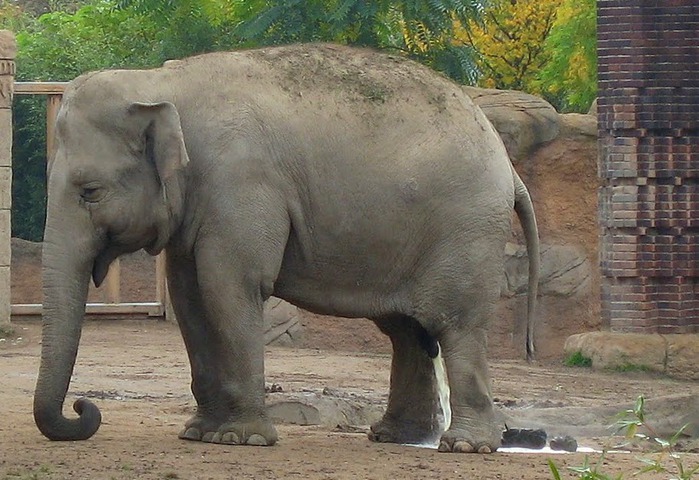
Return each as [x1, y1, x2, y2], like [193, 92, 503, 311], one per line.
[0, 31, 16, 329]
[103, 258, 121, 304]
[46, 94, 61, 162]
[156, 253, 176, 321]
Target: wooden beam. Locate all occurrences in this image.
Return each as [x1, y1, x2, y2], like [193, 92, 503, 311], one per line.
[14, 82, 68, 95]
[11, 302, 165, 316]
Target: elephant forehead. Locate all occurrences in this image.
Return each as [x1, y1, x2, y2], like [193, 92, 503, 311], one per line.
[58, 99, 132, 139]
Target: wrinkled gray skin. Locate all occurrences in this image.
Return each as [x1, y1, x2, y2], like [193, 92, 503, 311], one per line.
[34, 43, 540, 453]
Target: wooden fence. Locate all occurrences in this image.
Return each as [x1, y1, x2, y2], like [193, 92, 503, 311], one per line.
[11, 82, 167, 317]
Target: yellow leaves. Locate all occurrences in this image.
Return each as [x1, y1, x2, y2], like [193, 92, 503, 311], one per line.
[402, 19, 449, 54]
[456, 0, 561, 92]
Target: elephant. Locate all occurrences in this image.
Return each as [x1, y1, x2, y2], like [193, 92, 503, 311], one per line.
[34, 43, 540, 454]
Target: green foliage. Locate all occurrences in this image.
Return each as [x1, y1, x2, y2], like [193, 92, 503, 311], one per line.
[610, 363, 653, 374]
[230, 0, 484, 84]
[456, 0, 559, 92]
[548, 395, 698, 480]
[115, 0, 239, 60]
[549, 455, 622, 480]
[16, 1, 159, 81]
[9, 0, 160, 240]
[11, 96, 48, 241]
[0, 0, 33, 31]
[564, 350, 592, 368]
[0, 323, 16, 339]
[537, 0, 596, 112]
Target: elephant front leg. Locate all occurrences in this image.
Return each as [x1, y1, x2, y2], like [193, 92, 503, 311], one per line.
[166, 251, 278, 446]
[369, 316, 443, 445]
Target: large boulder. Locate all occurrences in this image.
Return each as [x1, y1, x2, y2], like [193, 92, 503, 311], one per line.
[463, 86, 560, 159]
[564, 332, 699, 381]
[263, 297, 303, 346]
[503, 243, 591, 297]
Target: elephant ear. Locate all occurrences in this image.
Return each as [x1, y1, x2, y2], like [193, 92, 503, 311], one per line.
[129, 102, 189, 247]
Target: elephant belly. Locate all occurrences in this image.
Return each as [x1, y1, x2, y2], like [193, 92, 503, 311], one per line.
[273, 274, 405, 319]
[272, 237, 412, 319]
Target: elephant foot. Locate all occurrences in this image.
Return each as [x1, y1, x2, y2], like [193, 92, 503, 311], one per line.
[368, 416, 441, 445]
[437, 425, 501, 454]
[178, 414, 278, 446]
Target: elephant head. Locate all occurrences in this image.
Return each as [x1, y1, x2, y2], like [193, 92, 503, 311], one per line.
[34, 74, 189, 440]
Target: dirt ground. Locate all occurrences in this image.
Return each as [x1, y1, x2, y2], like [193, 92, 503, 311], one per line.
[5, 234, 699, 480]
[2, 318, 698, 480]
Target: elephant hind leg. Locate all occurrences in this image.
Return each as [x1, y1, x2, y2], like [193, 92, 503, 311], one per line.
[368, 315, 444, 445]
[428, 279, 503, 453]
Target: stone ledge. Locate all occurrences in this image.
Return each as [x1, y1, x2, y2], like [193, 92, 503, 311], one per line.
[564, 332, 699, 381]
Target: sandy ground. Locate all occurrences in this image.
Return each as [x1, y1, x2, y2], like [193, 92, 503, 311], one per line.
[1, 318, 698, 480]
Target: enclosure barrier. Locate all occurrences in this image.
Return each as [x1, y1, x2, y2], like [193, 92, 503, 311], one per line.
[0, 31, 14, 328]
[10, 80, 168, 317]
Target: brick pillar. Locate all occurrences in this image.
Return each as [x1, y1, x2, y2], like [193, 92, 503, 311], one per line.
[0, 31, 15, 329]
[598, 2, 699, 333]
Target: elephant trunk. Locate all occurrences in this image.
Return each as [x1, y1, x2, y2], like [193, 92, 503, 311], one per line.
[33, 218, 102, 441]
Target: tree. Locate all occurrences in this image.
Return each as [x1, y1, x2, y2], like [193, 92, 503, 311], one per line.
[456, 0, 560, 92]
[0, 0, 33, 31]
[9, 1, 159, 240]
[115, 0, 241, 61]
[230, 0, 485, 84]
[537, 0, 596, 112]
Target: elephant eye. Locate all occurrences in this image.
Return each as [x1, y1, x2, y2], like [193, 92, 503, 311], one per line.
[80, 186, 103, 203]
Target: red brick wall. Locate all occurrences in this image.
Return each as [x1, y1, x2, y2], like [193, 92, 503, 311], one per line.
[598, 1, 699, 333]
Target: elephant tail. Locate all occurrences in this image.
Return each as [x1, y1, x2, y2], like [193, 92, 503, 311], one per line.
[513, 168, 540, 361]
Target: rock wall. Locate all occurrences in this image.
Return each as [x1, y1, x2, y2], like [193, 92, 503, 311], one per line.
[471, 89, 600, 359]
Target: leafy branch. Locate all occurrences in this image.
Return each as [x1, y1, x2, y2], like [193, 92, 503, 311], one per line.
[548, 395, 698, 480]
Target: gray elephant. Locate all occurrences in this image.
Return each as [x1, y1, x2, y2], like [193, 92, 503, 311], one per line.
[34, 43, 539, 454]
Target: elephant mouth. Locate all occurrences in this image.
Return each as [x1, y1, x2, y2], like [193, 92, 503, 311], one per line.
[92, 229, 162, 287]
[92, 247, 120, 288]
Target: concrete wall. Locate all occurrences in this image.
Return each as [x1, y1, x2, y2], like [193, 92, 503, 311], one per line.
[0, 31, 15, 328]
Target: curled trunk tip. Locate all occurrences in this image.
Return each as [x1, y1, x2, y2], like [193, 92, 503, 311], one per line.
[34, 397, 101, 441]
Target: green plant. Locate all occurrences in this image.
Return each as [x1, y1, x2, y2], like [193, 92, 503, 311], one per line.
[616, 396, 698, 479]
[564, 350, 592, 368]
[536, 0, 596, 113]
[548, 455, 622, 480]
[611, 363, 653, 374]
[548, 395, 698, 479]
[0, 323, 16, 339]
[2, 464, 52, 479]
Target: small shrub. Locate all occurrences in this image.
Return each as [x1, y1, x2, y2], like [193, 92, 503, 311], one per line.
[548, 395, 699, 479]
[610, 363, 653, 374]
[564, 350, 592, 368]
[0, 323, 16, 339]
